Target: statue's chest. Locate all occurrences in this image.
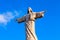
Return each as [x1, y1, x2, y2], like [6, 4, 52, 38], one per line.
[26, 13, 35, 21]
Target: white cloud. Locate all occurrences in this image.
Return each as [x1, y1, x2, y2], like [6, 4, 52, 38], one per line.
[0, 11, 20, 26]
[0, 15, 7, 25]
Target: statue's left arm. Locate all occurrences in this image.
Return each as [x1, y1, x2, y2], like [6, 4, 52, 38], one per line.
[35, 11, 45, 19]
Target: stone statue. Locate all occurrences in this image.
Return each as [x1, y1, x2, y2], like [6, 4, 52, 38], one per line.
[16, 7, 45, 40]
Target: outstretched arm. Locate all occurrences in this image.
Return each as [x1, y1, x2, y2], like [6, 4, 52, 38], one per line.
[16, 16, 26, 23]
[35, 11, 45, 19]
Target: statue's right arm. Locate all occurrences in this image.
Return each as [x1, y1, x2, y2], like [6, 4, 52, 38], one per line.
[16, 16, 26, 23]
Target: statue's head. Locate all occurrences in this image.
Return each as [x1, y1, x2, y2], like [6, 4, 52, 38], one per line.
[28, 7, 32, 13]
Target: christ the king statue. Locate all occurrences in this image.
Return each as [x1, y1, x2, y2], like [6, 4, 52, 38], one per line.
[16, 7, 45, 40]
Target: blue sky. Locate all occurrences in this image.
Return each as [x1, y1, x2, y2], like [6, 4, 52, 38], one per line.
[0, 0, 60, 40]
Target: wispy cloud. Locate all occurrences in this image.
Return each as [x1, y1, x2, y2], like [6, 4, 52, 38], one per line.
[0, 11, 20, 26]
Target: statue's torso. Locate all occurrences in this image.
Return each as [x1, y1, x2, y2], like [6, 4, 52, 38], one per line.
[25, 13, 37, 40]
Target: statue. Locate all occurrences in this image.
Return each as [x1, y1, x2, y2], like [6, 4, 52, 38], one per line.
[16, 7, 45, 40]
